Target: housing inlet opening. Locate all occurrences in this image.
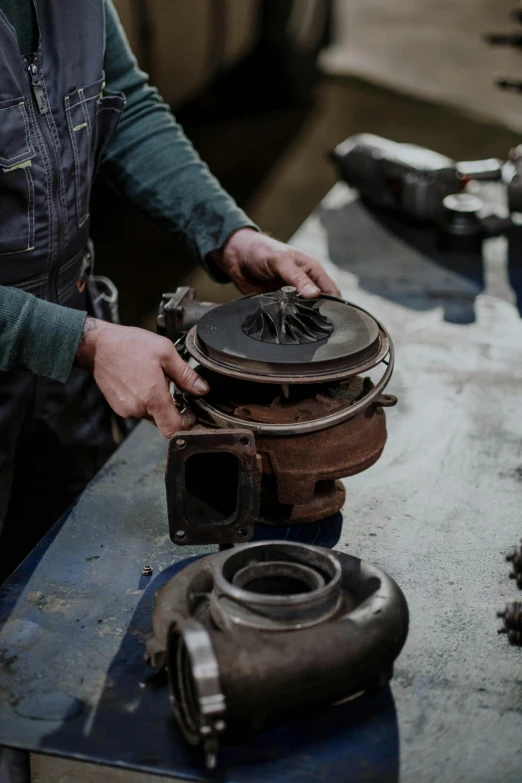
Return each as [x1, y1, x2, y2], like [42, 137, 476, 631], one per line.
[165, 429, 262, 546]
[184, 452, 240, 526]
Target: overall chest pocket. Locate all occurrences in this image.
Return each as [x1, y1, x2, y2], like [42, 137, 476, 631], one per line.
[0, 98, 36, 256]
[65, 79, 125, 231]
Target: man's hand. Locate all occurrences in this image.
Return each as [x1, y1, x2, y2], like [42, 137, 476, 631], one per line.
[76, 318, 208, 438]
[214, 228, 341, 298]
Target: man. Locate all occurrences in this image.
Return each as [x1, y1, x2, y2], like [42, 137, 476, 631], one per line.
[0, 0, 340, 587]
[0, 4, 341, 777]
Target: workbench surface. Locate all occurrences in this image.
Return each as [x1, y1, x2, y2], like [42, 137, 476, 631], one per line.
[2, 182, 522, 782]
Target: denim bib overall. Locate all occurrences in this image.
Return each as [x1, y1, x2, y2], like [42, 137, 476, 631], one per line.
[0, 0, 125, 581]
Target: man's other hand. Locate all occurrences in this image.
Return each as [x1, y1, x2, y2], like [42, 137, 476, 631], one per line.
[215, 228, 341, 298]
[76, 319, 208, 438]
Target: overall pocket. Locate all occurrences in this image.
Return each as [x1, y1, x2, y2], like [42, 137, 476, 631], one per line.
[65, 85, 97, 229]
[65, 80, 124, 230]
[93, 89, 125, 178]
[0, 97, 36, 256]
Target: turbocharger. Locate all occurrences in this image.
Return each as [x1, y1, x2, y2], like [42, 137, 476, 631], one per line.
[159, 286, 397, 546]
[146, 541, 409, 769]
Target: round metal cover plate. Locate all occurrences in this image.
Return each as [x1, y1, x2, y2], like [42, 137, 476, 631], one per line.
[188, 294, 382, 381]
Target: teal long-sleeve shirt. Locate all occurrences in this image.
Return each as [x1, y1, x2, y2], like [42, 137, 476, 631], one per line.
[0, 0, 254, 382]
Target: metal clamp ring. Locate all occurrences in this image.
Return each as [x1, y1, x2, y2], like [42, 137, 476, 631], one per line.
[191, 338, 395, 436]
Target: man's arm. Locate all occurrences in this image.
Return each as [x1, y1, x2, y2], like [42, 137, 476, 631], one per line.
[0, 1, 340, 442]
[101, 0, 341, 298]
[0, 286, 207, 437]
[0, 286, 86, 382]
[102, 0, 256, 273]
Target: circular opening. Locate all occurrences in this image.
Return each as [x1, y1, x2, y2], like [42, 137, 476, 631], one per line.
[239, 437, 249, 446]
[232, 560, 325, 596]
[175, 530, 187, 542]
[245, 575, 312, 595]
[222, 543, 338, 592]
[213, 542, 343, 630]
[175, 438, 186, 449]
[238, 528, 249, 538]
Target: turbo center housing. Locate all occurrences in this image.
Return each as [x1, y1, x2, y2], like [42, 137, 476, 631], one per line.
[163, 288, 397, 546]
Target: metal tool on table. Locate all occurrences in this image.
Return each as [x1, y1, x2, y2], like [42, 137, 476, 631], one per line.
[330, 134, 518, 250]
[146, 540, 409, 769]
[330, 133, 502, 220]
[158, 285, 396, 546]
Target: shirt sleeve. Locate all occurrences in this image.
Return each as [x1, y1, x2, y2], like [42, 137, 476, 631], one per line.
[0, 286, 87, 382]
[102, 0, 258, 278]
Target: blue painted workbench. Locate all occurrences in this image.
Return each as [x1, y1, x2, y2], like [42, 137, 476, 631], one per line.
[2, 181, 522, 781]
[0, 422, 398, 782]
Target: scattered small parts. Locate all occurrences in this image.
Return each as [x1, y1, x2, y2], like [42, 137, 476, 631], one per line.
[506, 539, 522, 588]
[497, 601, 522, 646]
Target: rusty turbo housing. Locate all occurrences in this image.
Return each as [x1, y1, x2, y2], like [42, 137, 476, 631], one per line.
[146, 541, 409, 768]
[162, 289, 396, 546]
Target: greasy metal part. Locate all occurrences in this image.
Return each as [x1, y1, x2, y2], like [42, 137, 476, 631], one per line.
[189, 347, 395, 435]
[165, 428, 262, 546]
[187, 320, 390, 385]
[147, 541, 409, 768]
[157, 287, 217, 343]
[189, 294, 385, 383]
[195, 373, 386, 424]
[242, 286, 333, 345]
[497, 601, 522, 646]
[258, 479, 346, 525]
[141, 565, 153, 577]
[506, 539, 522, 588]
[162, 289, 396, 544]
[256, 400, 390, 506]
[166, 390, 390, 540]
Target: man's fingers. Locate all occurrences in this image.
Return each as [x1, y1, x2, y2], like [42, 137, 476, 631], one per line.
[303, 258, 341, 297]
[161, 347, 209, 396]
[147, 387, 184, 438]
[272, 255, 321, 298]
[273, 253, 341, 299]
[144, 407, 196, 427]
[146, 378, 198, 438]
